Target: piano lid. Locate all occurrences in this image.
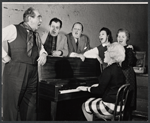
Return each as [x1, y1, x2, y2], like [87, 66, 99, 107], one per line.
[38, 56, 102, 81]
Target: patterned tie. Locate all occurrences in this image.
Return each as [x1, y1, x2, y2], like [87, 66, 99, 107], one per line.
[76, 38, 78, 47]
[51, 37, 56, 55]
[27, 30, 34, 57]
[19, 22, 41, 57]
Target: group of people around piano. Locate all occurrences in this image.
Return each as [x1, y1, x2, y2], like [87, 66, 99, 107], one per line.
[2, 7, 137, 121]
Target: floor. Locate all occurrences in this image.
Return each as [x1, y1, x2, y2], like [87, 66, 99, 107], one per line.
[132, 116, 148, 121]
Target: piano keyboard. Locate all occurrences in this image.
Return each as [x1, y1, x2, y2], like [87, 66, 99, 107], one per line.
[59, 89, 81, 94]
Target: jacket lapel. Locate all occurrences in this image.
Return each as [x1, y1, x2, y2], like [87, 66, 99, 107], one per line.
[71, 34, 77, 52]
[41, 32, 48, 44]
[56, 34, 60, 50]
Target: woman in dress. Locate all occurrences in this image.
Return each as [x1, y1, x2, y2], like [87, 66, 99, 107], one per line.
[77, 42, 126, 121]
[117, 28, 137, 120]
[83, 27, 113, 70]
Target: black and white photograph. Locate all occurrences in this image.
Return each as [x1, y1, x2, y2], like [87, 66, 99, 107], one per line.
[1, 2, 148, 121]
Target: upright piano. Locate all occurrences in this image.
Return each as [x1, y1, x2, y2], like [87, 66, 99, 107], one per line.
[38, 56, 102, 120]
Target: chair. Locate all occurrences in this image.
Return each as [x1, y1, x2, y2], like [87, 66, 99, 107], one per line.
[133, 51, 146, 73]
[93, 83, 130, 121]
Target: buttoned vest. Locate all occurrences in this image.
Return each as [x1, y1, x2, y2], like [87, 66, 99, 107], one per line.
[8, 25, 39, 65]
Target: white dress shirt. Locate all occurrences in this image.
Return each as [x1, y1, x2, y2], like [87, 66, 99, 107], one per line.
[2, 24, 47, 59]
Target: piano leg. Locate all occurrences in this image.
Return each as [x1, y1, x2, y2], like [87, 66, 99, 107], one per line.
[51, 101, 57, 121]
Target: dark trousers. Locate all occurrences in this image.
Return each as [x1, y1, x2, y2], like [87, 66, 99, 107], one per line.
[2, 61, 38, 121]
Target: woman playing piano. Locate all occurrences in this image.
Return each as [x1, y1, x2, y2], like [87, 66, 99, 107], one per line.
[77, 42, 126, 121]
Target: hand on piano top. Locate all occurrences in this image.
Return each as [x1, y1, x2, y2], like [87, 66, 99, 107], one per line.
[76, 86, 89, 91]
[69, 52, 85, 62]
[48, 55, 63, 57]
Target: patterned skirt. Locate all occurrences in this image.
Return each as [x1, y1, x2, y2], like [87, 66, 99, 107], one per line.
[84, 98, 124, 116]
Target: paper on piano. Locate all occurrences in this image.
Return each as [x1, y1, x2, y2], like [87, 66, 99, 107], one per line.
[83, 48, 102, 63]
[83, 47, 98, 58]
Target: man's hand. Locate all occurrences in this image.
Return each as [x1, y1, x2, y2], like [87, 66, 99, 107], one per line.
[78, 54, 85, 62]
[52, 51, 62, 56]
[69, 52, 78, 57]
[37, 53, 47, 66]
[2, 55, 11, 63]
[70, 52, 85, 61]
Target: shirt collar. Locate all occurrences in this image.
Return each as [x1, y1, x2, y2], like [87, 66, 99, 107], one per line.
[102, 42, 110, 47]
[74, 38, 78, 43]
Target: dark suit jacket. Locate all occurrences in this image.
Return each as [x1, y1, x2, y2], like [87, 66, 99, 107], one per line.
[66, 33, 90, 55]
[90, 63, 126, 103]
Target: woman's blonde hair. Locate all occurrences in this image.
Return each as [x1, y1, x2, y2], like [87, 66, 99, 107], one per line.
[107, 42, 125, 63]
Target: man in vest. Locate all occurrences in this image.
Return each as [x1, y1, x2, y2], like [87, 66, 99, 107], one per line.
[2, 7, 47, 121]
[66, 22, 90, 61]
[41, 17, 68, 56]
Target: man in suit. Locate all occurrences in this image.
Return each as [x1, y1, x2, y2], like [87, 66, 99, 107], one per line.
[41, 18, 68, 56]
[66, 22, 90, 61]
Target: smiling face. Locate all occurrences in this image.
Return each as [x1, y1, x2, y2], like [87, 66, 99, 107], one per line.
[49, 21, 61, 37]
[72, 23, 82, 38]
[29, 10, 42, 31]
[99, 30, 109, 44]
[117, 31, 128, 46]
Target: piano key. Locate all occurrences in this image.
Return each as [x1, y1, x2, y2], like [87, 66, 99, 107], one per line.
[59, 88, 81, 94]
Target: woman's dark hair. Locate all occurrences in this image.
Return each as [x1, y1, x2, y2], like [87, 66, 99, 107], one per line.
[100, 27, 113, 43]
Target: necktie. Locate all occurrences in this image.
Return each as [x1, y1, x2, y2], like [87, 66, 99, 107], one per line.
[19, 22, 41, 57]
[76, 38, 78, 48]
[51, 37, 56, 55]
[27, 31, 34, 57]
